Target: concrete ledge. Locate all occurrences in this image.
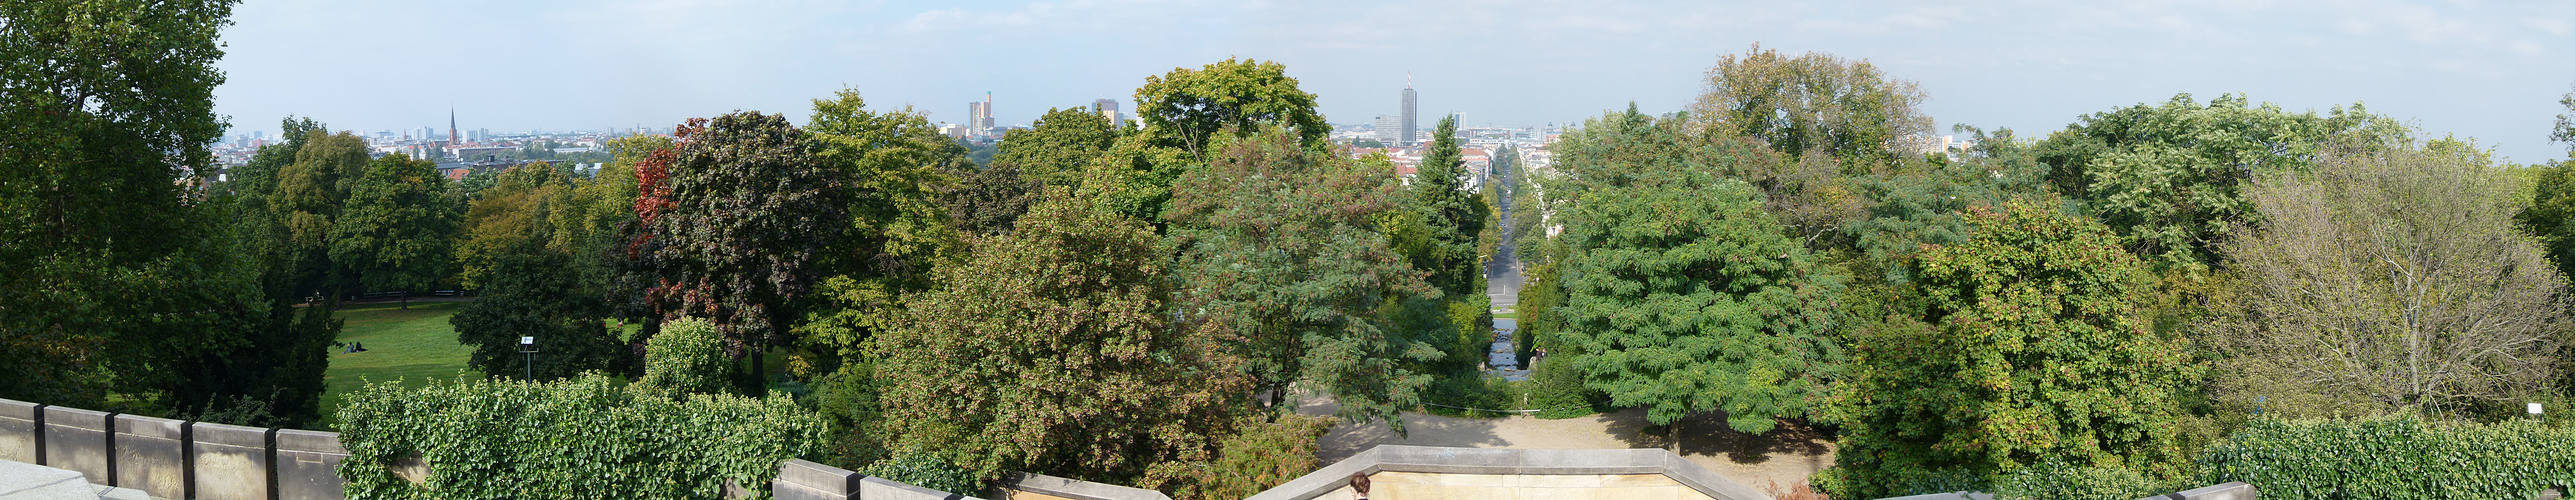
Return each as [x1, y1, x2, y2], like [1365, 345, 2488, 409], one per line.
[0, 459, 93, 498]
[859, 475, 970, 500]
[190, 422, 273, 500]
[1246, 445, 1769, 500]
[771, 459, 862, 500]
[41, 406, 113, 485]
[999, 471, 1172, 500]
[112, 414, 188, 499]
[0, 398, 39, 463]
[2142, 482, 2255, 500]
[273, 429, 346, 500]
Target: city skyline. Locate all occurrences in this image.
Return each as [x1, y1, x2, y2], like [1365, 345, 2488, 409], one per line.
[215, 1, 2575, 162]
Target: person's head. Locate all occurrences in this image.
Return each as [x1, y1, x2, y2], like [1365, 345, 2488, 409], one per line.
[1350, 473, 1371, 496]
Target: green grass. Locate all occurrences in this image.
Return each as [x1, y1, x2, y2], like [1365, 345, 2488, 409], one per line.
[320, 301, 479, 427]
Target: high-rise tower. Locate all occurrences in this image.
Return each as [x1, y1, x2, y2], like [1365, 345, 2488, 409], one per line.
[1400, 77, 1418, 146]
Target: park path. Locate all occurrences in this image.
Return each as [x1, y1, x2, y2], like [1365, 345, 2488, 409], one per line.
[1297, 397, 1837, 491]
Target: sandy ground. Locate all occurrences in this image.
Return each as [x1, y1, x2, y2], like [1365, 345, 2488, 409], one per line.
[1299, 398, 1836, 491]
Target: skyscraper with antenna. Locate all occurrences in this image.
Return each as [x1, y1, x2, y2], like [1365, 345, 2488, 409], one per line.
[1401, 75, 1418, 146]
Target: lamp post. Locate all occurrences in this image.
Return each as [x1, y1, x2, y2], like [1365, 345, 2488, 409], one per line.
[519, 336, 538, 380]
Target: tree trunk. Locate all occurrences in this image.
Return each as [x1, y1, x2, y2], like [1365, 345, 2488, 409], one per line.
[1669, 419, 1682, 454]
[400, 293, 409, 310]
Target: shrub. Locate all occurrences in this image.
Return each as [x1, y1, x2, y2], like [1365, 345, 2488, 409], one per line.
[2198, 416, 2575, 499]
[639, 317, 730, 395]
[1524, 355, 1599, 419]
[1993, 461, 2157, 500]
[857, 454, 983, 495]
[1147, 415, 1333, 500]
[335, 374, 824, 499]
[1420, 370, 1515, 418]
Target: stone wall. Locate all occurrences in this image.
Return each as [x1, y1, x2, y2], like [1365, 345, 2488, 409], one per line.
[1246, 445, 1771, 500]
[0, 397, 985, 500]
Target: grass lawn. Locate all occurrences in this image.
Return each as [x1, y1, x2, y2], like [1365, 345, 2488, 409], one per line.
[320, 301, 479, 427]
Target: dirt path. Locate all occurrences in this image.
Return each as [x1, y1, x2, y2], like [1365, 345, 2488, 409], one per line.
[1298, 398, 1835, 490]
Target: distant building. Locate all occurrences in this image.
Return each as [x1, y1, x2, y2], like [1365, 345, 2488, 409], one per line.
[1093, 98, 1121, 127]
[1400, 83, 1418, 145]
[1373, 115, 1403, 144]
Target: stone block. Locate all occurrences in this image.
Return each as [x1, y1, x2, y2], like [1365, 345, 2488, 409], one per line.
[771, 459, 861, 500]
[2153, 482, 2256, 500]
[111, 414, 188, 499]
[999, 470, 1172, 500]
[40, 406, 113, 484]
[0, 398, 39, 463]
[190, 422, 273, 500]
[859, 475, 969, 500]
[274, 429, 347, 500]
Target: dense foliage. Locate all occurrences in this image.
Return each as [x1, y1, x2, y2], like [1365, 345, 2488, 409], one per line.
[1167, 128, 1439, 425]
[336, 374, 823, 499]
[875, 193, 1246, 484]
[1551, 109, 1837, 436]
[1819, 202, 2197, 498]
[2200, 417, 2575, 499]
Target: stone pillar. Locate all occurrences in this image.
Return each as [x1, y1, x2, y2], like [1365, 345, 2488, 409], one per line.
[40, 406, 112, 483]
[273, 429, 347, 500]
[0, 398, 39, 463]
[111, 414, 188, 498]
[190, 422, 273, 500]
[771, 459, 861, 500]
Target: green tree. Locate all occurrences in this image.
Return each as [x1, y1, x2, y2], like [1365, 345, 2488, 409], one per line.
[791, 89, 963, 377]
[1819, 202, 2196, 498]
[2523, 160, 2575, 288]
[875, 192, 1249, 484]
[1692, 43, 1932, 166]
[1555, 146, 1834, 437]
[1400, 116, 1489, 298]
[2035, 93, 2406, 270]
[329, 155, 456, 307]
[1167, 127, 1440, 425]
[450, 240, 631, 381]
[0, 0, 329, 423]
[2553, 83, 2574, 153]
[995, 107, 1118, 188]
[636, 112, 843, 384]
[2213, 142, 2567, 417]
[1135, 58, 1328, 159]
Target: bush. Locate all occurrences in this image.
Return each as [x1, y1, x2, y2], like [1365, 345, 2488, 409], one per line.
[1147, 415, 1333, 500]
[639, 317, 730, 395]
[1420, 370, 1516, 418]
[335, 374, 823, 499]
[1524, 355, 1599, 419]
[857, 454, 982, 495]
[1993, 461, 2157, 500]
[2198, 416, 2575, 499]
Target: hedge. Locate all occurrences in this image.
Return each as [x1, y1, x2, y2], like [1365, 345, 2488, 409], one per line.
[2198, 416, 2575, 499]
[335, 374, 825, 499]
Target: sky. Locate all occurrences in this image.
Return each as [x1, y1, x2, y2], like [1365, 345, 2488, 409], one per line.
[214, 0, 2575, 163]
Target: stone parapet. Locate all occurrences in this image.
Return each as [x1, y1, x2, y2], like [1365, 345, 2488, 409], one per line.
[111, 413, 189, 498]
[189, 421, 273, 500]
[41, 406, 113, 484]
[0, 398, 39, 463]
[273, 429, 347, 500]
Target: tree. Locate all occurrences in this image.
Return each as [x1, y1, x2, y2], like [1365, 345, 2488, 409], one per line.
[1692, 43, 1932, 166]
[0, 0, 329, 423]
[636, 112, 844, 383]
[2211, 142, 2568, 417]
[1400, 116, 1489, 298]
[330, 155, 456, 307]
[2553, 82, 2575, 154]
[1819, 202, 2195, 498]
[791, 90, 963, 377]
[1554, 142, 1835, 437]
[995, 107, 1118, 188]
[2034, 93, 2406, 270]
[1136, 58, 1327, 159]
[874, 192, 1248, 484]
[2523, 160, 2575, 288]
[1166, 127, 1440, 426]
[450, 241, 631, 381]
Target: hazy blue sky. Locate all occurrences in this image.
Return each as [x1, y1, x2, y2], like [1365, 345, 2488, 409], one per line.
[215, 0, 2575, 162]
